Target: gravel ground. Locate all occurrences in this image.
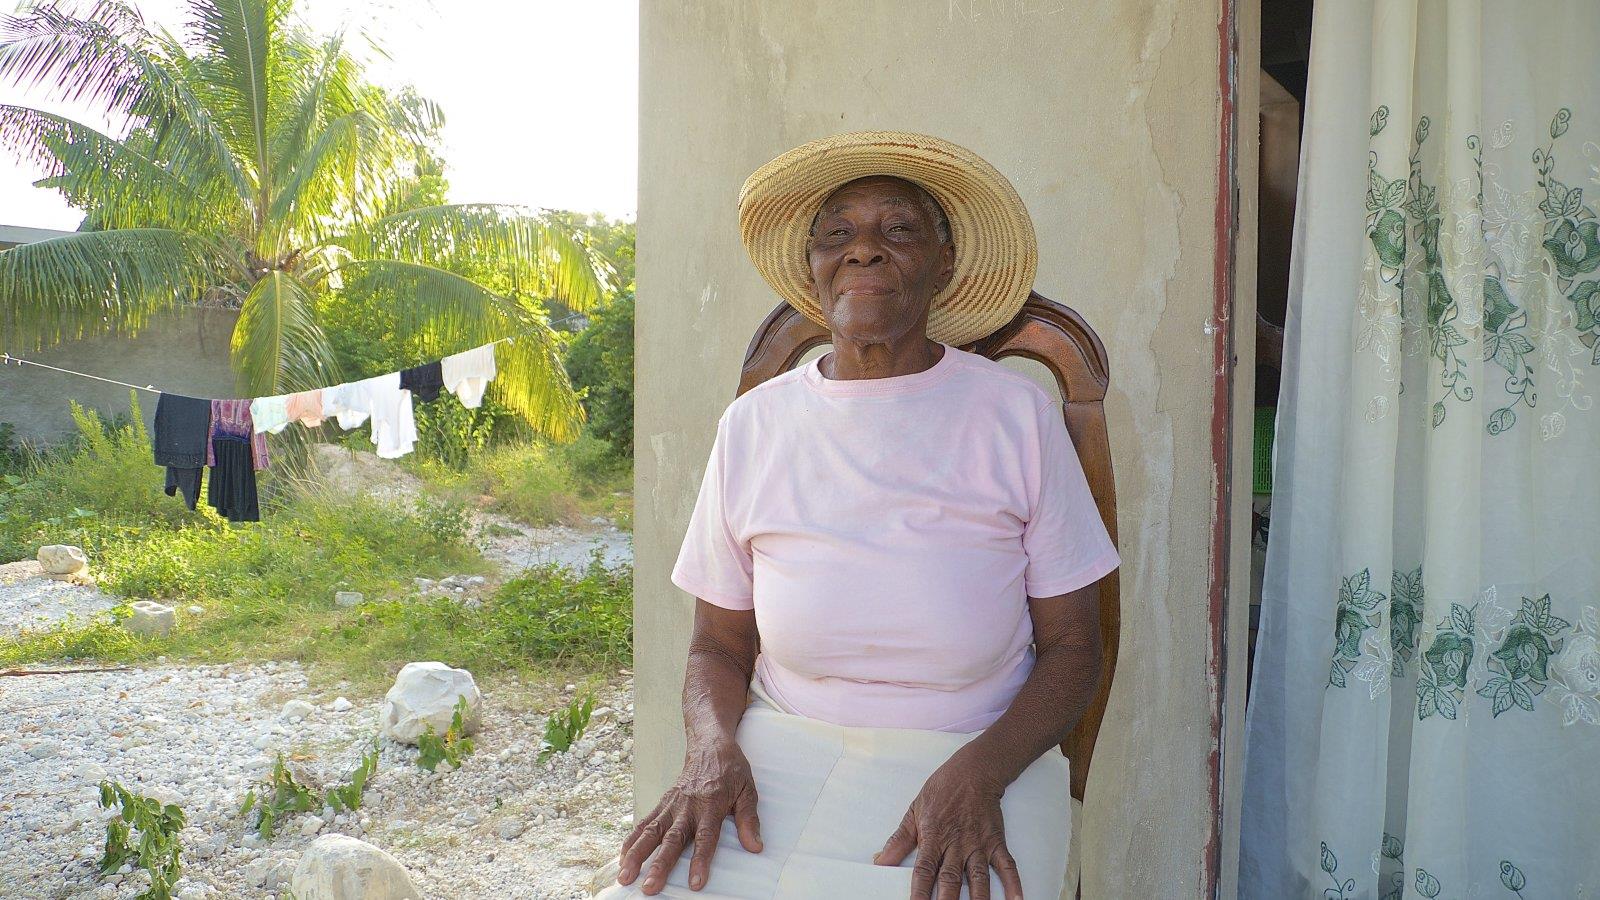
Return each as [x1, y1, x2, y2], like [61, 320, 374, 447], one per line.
[0, 560, 116, 640]
[2, 448, 640, 897]
[0, 661, 635, 899]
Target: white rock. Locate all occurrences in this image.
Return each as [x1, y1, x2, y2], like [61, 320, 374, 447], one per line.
[330, 697, 353, 712]
[124, 601, 176, 637]
[281, 700, 315, 721]
[74, 762, 107, 781]
[26, 740, 60, 760]
[379, 662, 481, 746]
[333, 591, 364, 608]
[38, 544, 89, 576]
[186, 605, 205, 615]
[496, 818, 526, 840]
[590, 706, 614, 721]
[290, 834, 422, 899]
[300, 815, 324, 836]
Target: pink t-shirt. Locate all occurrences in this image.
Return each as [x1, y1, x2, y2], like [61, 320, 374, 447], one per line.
[670, 341, 1120, 733]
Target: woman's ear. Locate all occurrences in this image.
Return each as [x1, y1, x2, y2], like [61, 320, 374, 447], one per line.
[936, 242, 956, 293]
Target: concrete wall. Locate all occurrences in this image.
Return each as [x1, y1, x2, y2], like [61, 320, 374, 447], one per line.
[0, 308, 238, 446]
[636, 1, 1226, 895]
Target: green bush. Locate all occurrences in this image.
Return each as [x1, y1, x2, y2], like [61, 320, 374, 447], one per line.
[563, 292, 634, 459]
[477, 441, 582, 526]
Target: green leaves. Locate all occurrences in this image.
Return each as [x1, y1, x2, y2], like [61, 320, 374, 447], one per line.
[230, 270, 341, 396]
[0, 0, 615, 441]
[96, 778, 184, 900]
[417, 695, 476, 772]
[0, 229, 224, 352]
[539, 691, 595, 764]
[326, 740, 380, 812]
[241, 753, 319, 840]
[242, 742, 381, 838]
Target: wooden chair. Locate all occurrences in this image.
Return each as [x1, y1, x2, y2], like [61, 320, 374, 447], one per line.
[735, 291, 1121, 895]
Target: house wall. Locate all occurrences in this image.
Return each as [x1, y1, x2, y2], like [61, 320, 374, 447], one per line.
[0, 308, 238, 446]
[636, 1, 1228, 895]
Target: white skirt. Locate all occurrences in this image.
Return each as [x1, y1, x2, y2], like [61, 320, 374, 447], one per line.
[595, 673, 1072, 899]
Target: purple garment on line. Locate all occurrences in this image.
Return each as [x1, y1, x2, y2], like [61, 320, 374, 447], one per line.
[206, 399, 269, 470]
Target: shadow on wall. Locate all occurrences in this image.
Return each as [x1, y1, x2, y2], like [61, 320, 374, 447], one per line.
[1, 308, 239, 446]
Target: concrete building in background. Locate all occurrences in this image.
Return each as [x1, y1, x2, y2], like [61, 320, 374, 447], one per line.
[0, 224, 74, 250]
[636, 2, 1261, 897]
[0, 224, 237, 446]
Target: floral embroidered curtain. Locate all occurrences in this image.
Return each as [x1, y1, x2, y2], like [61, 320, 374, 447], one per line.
[1240, 2, 1600, 896]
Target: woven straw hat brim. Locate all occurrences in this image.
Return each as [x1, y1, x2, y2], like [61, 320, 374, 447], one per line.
[738, 131, 1038, 348]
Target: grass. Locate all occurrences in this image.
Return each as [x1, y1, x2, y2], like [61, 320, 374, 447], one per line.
[412, 432, 633, 531]
[0, 399, 634, 693]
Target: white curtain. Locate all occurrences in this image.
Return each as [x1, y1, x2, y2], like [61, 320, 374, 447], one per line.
[1240, 2, 1600, 897]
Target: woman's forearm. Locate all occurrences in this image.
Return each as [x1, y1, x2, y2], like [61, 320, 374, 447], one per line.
[957, 639, 1102, 789]
[682, 628, 758, 754]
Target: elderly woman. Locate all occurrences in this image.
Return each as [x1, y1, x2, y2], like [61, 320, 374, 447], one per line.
[598, 131, 1119, 900]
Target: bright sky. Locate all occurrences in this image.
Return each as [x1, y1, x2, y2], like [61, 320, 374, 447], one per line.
[0, 0, 638, 230]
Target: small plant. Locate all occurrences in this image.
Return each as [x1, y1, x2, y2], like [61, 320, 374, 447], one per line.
[326, 740, 381, 813]
[97, 780, 184, 900]
[416, 696, 476, 772]
[243, 742, 384, 837]
[240, 753, 319, 840]
[539, 692, 595, 764]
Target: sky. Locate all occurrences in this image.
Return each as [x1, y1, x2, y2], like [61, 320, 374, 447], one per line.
[0, 0, 639, 231]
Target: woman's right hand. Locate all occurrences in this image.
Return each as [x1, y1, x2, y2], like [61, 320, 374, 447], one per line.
[616, 740, 764, 894]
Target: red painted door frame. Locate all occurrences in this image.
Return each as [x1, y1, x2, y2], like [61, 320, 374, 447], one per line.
[1206, 0, 1240, 896]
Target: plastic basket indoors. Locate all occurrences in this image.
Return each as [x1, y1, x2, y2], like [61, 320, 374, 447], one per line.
[1253, 405, 1276, 495]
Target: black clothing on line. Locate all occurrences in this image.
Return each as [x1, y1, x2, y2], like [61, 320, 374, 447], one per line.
[154, 393, 211, 509]
[400, 361, 444, 403]
[207, 435, 260, 522]
[165, 466, 202, 511]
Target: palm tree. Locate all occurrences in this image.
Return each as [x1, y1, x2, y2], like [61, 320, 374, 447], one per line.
[0, 0, 612, 440]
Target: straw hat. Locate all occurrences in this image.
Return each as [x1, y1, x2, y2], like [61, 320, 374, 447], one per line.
[737, 130, 1037, 347]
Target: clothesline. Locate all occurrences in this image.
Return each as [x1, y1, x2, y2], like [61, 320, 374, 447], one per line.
[0, 335, 516, 398]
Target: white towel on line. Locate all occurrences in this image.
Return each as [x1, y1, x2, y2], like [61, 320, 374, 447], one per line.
[442, 343, 497, 409]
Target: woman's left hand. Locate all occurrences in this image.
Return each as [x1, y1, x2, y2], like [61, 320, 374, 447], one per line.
[872, 752, 1023, 900]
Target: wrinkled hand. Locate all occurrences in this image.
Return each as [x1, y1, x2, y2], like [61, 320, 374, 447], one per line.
[873, 758, 1022, 900]
[616, 742, 763, 894]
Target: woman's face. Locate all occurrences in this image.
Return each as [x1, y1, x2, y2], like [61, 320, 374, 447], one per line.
[805, 176, 955, 343]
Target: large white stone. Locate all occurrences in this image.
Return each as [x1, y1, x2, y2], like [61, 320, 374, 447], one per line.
[289, 834, 421, 900]
[124, 601, 175, 637]
[379, 661, 481, 745]
[37, 544, 88, 575]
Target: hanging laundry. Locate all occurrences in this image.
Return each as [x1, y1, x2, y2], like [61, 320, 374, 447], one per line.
[207, 433, 260, 522]
[441, 343, 497, 409]
[321, 381, 372, 430]
[331, 373, 417, 459]
[152, 393, 210, 511]
[249, 395, 291, 434]
[207, 399, 269, 470]
[285, 389, 324, 427]
[399, 361, 445, 403]
[365, 373, 417, 459]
